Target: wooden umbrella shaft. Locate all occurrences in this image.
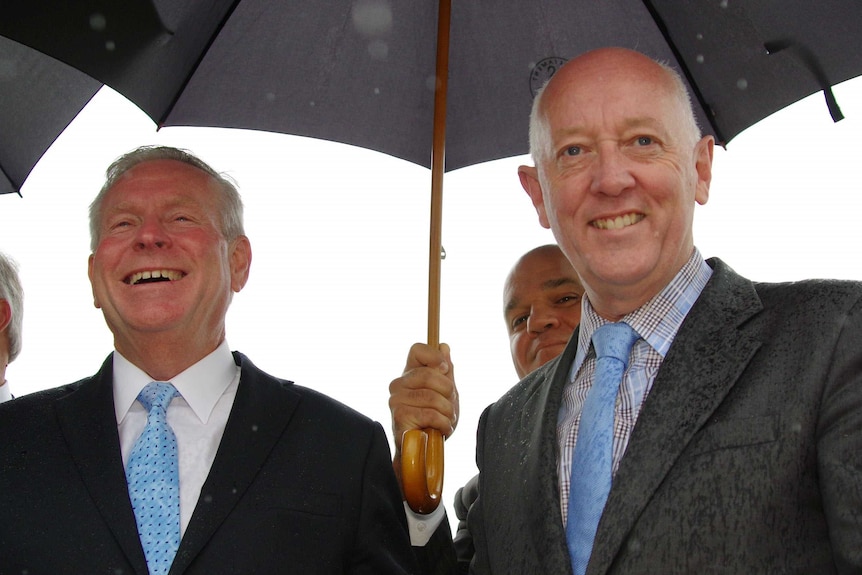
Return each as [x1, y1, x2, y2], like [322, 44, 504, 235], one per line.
[402, 0, 451, 515]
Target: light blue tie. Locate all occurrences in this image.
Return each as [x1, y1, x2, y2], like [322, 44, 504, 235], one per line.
[566, 322, 639, 575]
[126, 382, 181, 575]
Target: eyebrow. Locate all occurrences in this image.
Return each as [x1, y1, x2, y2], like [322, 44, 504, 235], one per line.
[504, 277, 581, 314]
[555, 117, 664, 139]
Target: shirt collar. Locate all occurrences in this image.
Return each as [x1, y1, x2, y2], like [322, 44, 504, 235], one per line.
[0, 380, 12, 403]
[113, 340, 237, 425]
[571, 248, 713, 378]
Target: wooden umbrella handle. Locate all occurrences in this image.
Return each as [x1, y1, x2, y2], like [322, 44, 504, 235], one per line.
[401, 0, 452, 516]
[401, 428, 444, 513]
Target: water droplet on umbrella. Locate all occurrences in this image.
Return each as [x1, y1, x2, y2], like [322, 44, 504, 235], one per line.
[89, 13, 107, 31]
[105, 40, 116, 52]
[265, 92, 276, 102]
[719, 0, 729, 8]
[737, 78, 748, 90]
[352, 0, 393, 37]
[696, 54, 705, 64]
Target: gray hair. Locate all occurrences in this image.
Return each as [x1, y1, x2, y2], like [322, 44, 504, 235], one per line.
[88, 146, 245, 251]
[0, 252, 23, 363]
[528, 56, 702, 166]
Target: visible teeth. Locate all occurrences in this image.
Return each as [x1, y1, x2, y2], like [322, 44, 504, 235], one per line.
[128, 270, 184, 285]
[592, 213, 644, 230]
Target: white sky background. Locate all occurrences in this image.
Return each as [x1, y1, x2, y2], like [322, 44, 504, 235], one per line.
[2, 75, 861, 527]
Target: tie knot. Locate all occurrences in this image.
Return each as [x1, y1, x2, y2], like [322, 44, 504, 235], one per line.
[592, 322, 639, 367]
[137, 381, 179, 412]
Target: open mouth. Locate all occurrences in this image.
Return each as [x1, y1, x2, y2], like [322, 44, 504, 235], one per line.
[125, 270, 185, 285]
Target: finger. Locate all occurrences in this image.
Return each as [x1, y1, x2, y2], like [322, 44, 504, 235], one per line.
[403, 342, 450, 373]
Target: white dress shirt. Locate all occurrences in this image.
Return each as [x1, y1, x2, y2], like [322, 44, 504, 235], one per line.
[114, 340, 240, 535]
[0, 380, 12, 403]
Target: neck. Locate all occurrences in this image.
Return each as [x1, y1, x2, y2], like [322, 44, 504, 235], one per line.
[115, 334, 223, 381]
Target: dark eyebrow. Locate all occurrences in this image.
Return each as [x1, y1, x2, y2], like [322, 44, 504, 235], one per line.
[504, 277, 582, 314]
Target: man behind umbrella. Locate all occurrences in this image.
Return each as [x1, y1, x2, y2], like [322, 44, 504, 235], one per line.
[403, 47, 862, 574]
[0, 251, 23, 402]
[0, 145, 418, 574]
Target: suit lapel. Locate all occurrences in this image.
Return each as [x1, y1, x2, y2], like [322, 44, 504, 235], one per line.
[525, 331, 581, 575]
[54, 355, 149, 574]
[588, 259, 764, 575]
[171, 352, 299, 572]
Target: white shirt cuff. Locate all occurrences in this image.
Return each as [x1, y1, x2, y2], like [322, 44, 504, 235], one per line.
[404, 501, 447, 546]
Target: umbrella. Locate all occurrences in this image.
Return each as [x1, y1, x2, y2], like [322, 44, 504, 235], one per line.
[4, 0, 861, 512]
[0, 36, 101, 196]
[0, 2, 165, 195]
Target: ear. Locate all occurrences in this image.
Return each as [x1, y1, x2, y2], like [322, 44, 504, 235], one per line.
[87, 254, 101, 309]
[229, 235, 252, 292]
[0, 299, 11, 333]
[694, 135, 714, 206]
[518, 165, 551, 229]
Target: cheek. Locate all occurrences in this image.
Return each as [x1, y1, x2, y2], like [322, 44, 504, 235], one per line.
[510, 333, 525, 361]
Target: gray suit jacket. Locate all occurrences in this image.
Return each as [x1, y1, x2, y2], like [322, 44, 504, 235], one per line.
[0, 352, 419, 574]
[456, 258, 862, 574]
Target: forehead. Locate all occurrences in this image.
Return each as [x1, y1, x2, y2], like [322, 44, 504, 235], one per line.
[504, 251, 581, 308]
[543, 53, 681, 135]
[102, 160, 218, 211]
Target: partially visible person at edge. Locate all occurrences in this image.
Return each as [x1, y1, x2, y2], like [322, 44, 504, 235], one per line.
[0, 145, 418, 574]
[393, 47, 862, 574]
[0, 251, 23, 403]
[390, 244, 584, 571]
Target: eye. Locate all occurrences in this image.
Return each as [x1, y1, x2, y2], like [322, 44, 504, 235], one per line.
[108, 219, 132, 231]
[635, 136, 653, 146]
[564, 145, 582, 156]
[511, 314, 529, 329]
[557, 294, 580, 304]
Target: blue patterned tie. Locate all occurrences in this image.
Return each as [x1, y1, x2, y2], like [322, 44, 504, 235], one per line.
[566, 322, 639, 575]
[126, 382, 181, 575]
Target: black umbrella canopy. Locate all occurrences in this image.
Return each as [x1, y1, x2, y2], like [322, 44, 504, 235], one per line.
[0, 0, 165, 195]
[4, 0, 860, 194]
[0, 36, 101, 195]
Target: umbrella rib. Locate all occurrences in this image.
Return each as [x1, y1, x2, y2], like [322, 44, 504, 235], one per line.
[639, 0, 727, 145]
[156, 0, 244, 127]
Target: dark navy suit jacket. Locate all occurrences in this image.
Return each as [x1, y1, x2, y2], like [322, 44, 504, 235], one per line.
[0, 352, 419, 574]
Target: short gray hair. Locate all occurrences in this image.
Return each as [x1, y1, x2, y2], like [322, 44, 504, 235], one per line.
[0, 252, 23, 363]
[528, 56, 702, 166]
[88, 145, 245, 251]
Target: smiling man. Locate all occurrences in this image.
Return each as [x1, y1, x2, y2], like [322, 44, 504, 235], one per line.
[0, 146, 418, 574]
[407, 48, 862, 575]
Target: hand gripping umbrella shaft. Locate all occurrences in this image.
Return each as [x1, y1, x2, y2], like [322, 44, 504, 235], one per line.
[401, 0, 451, 515]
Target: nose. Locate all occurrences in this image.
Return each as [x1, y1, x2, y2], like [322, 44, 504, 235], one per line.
[589, 144, 635, 196]
[134, 218, 171, 249]
[526, 304, 559, 334]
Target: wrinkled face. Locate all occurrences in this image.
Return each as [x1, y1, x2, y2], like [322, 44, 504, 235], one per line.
[504, 248, 584, 378]
[522, 50, 712, 319]
[87, 160, 250, 356]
